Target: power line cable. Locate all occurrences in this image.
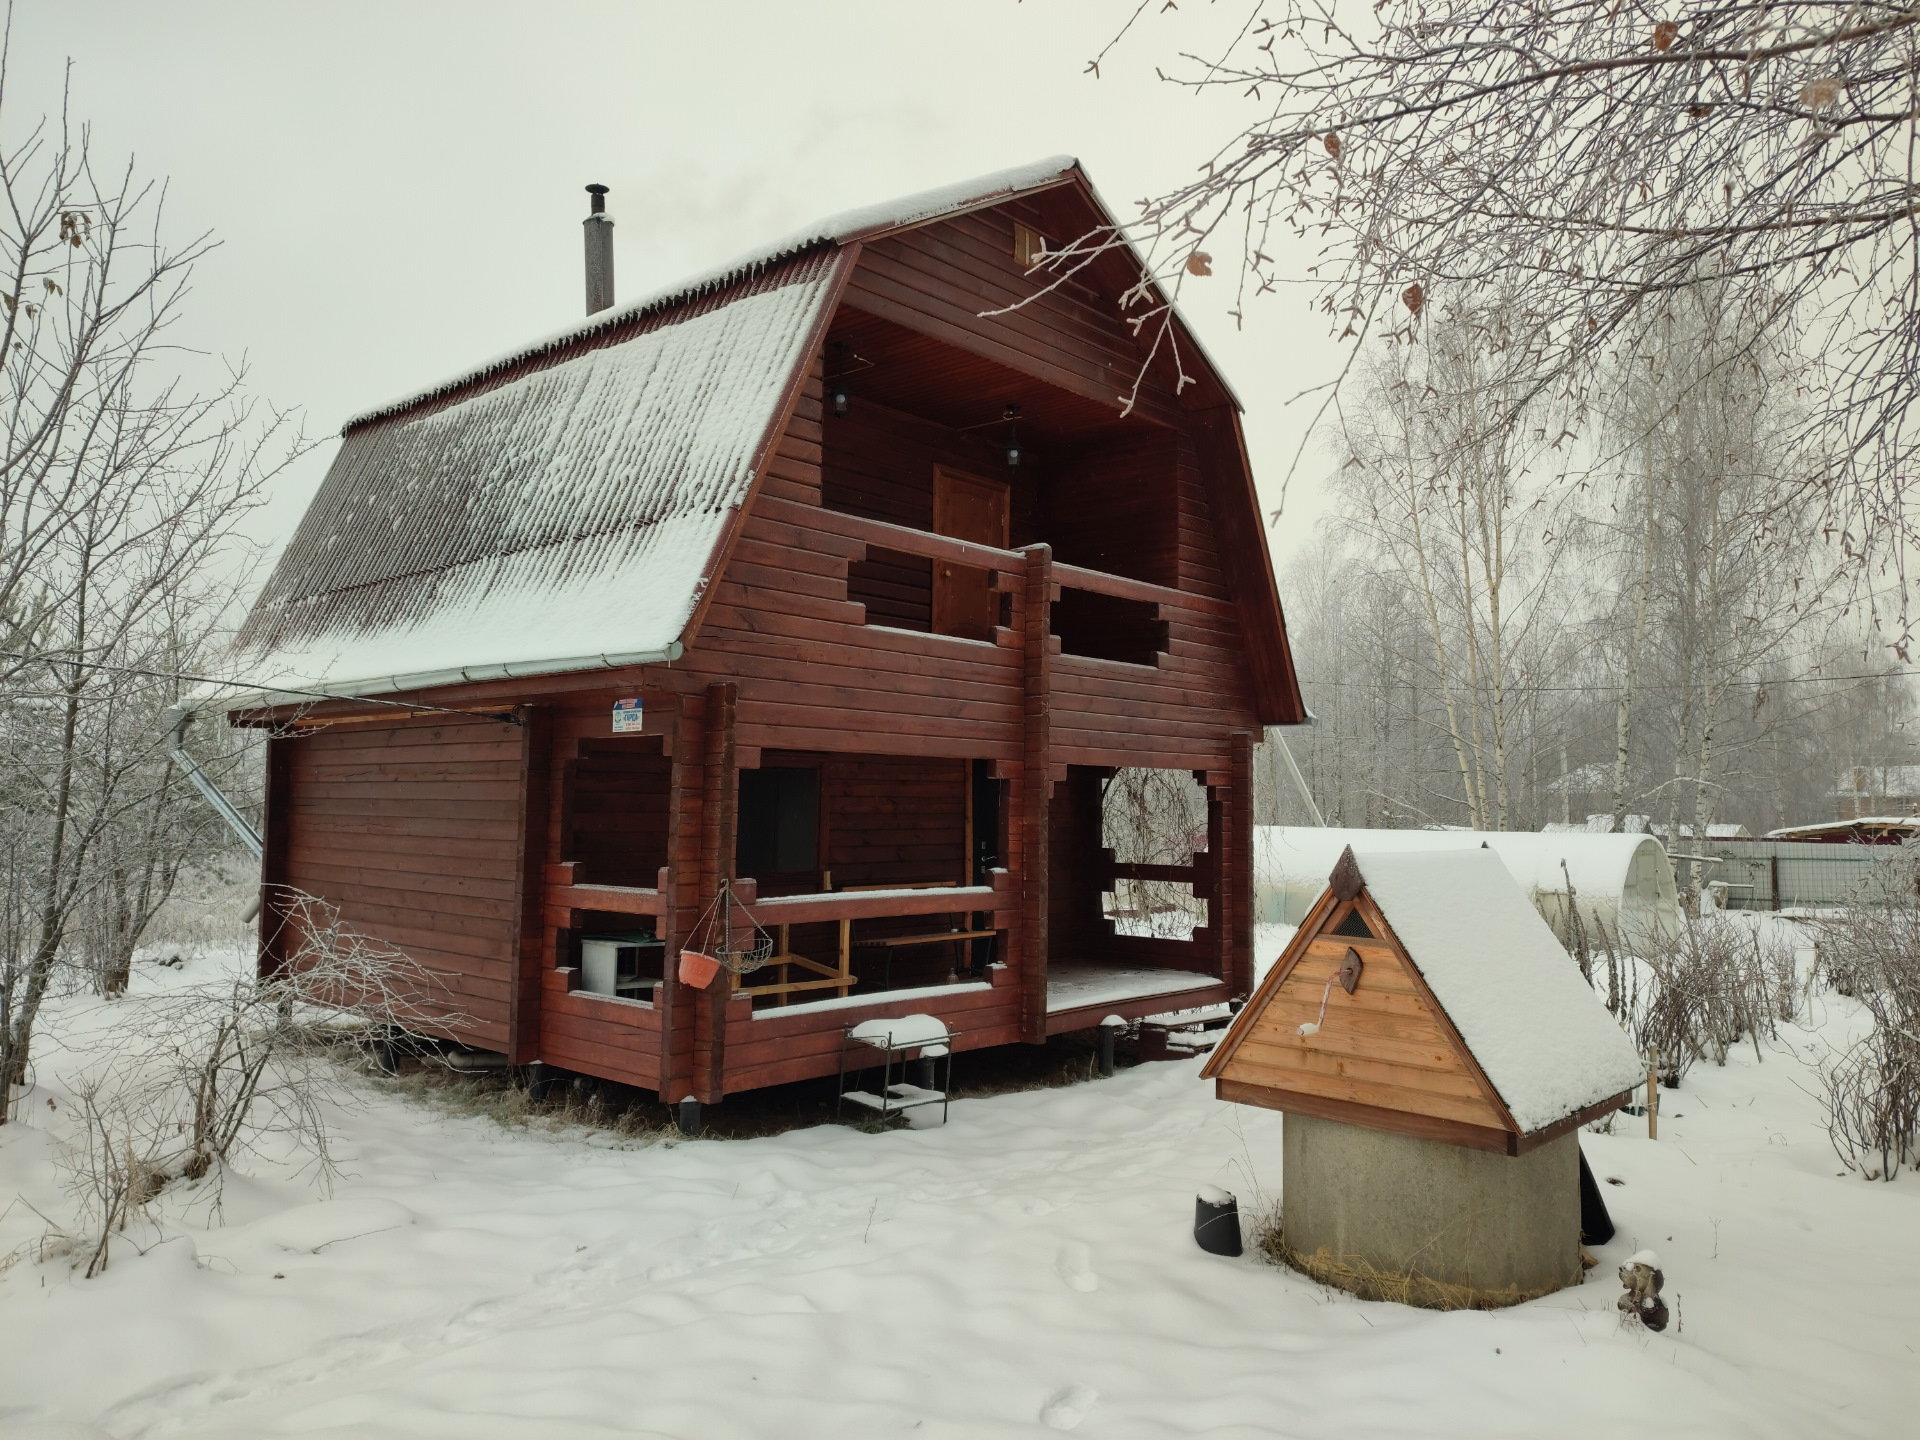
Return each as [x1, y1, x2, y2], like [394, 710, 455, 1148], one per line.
[0, 650, 523, 726]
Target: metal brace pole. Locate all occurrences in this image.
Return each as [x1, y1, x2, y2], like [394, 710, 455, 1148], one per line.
[165, 705, 262, 858]
[1269, 726, 1326, 827]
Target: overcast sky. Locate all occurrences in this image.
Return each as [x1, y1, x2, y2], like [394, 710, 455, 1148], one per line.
[16, 1, 1342, 577]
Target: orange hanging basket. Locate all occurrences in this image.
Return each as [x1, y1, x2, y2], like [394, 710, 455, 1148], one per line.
[678, 950, 722, 989]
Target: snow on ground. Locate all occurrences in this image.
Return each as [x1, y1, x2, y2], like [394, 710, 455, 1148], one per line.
[2, 944, 1918, 1439]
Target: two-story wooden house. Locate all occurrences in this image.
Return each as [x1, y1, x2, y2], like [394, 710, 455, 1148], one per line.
[204, 157, 1305, 1115]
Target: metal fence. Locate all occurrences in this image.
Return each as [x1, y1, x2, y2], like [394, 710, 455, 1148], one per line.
[1684, 840, 1900, 910]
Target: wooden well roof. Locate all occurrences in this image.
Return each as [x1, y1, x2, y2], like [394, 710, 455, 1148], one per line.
[1204, 846, 1642, 1154]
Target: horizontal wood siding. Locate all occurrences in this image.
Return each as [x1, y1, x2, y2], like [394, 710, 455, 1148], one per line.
[538, 968, 662, 1088]
[1046, 431, 1178, 586]
[722, 967, 1024, 1093]
[280, 717, 525, 1050]
[563, 736, 671, 886]
[1216, 936, 1507, 1130]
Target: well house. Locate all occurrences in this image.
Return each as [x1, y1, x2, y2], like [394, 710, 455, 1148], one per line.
[1205, 845, 1643, 1302]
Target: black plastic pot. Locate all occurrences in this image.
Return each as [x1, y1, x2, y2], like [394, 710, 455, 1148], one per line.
[1194, 1191, 1243, 1256]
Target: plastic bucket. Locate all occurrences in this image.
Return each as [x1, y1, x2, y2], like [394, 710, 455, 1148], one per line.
[1194, 1190, 1243, 1257]
[678, 950, 722, 988]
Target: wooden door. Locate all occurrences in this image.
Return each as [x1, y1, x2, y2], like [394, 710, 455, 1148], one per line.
[932, 466, 1010, 641]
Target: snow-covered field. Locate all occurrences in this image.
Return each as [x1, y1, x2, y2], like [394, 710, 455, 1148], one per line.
[2, 944, 1917, 1439]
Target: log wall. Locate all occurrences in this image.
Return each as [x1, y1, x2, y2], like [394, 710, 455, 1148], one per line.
[273, 716, 527, 1051]
[256, 192, 1280, 1100]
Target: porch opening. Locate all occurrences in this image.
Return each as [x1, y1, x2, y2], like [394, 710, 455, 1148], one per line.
[733, 752, 1005, 1011]
[1045, 764, 1222, 1026]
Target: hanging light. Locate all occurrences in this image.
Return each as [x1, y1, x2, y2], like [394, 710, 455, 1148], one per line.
[1004, 404, 1021, 468]
[831, 382, 850, 418]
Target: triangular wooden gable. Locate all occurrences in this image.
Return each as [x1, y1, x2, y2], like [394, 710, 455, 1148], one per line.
[1202, 856, 1526, 1154]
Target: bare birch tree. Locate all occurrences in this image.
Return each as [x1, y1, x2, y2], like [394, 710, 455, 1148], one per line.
[1336, 302, 1570, 828]
[0, 48, 300, 1124]
[1073, 3, 1920, 640]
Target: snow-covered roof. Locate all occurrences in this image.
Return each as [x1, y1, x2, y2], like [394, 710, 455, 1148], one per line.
[1257, 826, 1669, 915]
[224, 252, 839, 702]
[1353, 848, 1645, 1134]
[1765, 816, 1920, 843]
[345, 156, 1081, 433]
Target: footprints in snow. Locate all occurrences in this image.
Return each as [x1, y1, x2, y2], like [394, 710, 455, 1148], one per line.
[1040, 1384, 1099, 1430]
[1054, 1242, 1098, 1292]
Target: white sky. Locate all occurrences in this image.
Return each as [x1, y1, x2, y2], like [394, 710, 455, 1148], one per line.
[16, 1, 1343, 579]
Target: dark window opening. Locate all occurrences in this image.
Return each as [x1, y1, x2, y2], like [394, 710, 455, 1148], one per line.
[1051, 588, 1168, 666]
[1331, 907, 1374, 938]
[737, 767, 820, 883]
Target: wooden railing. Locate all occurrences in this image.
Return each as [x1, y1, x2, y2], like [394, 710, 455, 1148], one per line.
[546, 867, 1017, 1005]
[1051, 560, 1234, 619]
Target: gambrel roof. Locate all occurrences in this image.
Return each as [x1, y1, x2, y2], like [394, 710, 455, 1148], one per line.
[219, 157, 1299, 717]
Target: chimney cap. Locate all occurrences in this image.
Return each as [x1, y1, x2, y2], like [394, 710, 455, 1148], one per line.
[586, 183, 610, 216]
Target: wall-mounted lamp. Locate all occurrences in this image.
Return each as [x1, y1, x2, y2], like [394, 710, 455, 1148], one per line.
[1004, 404, 1021, 468]
[825, 341, 870, 419]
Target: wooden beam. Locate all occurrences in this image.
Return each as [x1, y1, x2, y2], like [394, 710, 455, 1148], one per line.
[1050, 560, 1235, 619]
[1227, 730, 1255, 997]
[698, 681, 739, 1102]
[657, 696, 702, 1103]
[1215, 1077, 1518, 1155]
[507, 704, 552, 1065]
[257, 735, 294, 979]
[1513, 1090, 1635, 1155]
[746, 884, 1003, 925]
[1020, 543, 1053, 1042]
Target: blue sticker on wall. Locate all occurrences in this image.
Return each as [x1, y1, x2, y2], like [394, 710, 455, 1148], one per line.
[612, 697, 644, 734]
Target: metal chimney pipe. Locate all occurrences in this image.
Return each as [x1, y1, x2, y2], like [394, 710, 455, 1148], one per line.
[583, 183, 614, 315]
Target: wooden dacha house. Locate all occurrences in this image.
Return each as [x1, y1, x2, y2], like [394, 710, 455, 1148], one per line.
[197, 158, 1306, 1119]
[1203, 845, 1643, 1302]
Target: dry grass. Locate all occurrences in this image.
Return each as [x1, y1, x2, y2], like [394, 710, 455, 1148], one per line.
[372, 1065, 678, 1147]
[1249, 1203, 1574, 1311]
[366, 1026, 1155, 1145]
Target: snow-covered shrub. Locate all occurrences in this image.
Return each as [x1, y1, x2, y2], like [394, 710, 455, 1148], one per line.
[1614, 912, 1781, 1082]
[1806, 854, 1920, 1180]
[55, 889, 459, 1273]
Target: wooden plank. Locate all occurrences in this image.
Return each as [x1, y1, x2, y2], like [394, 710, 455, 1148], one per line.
[1052, 561, 1234, 618]
[1215, 1078, 1516, 1154]
[757, 493, 1024, 572]
[1044, 981, 1231, 1036]
[1219, 1057, 1507, 1128]
[745, 885, 1002, 924]
[549, 883, 669, 917]
[1020, 543, 1053, 1042]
